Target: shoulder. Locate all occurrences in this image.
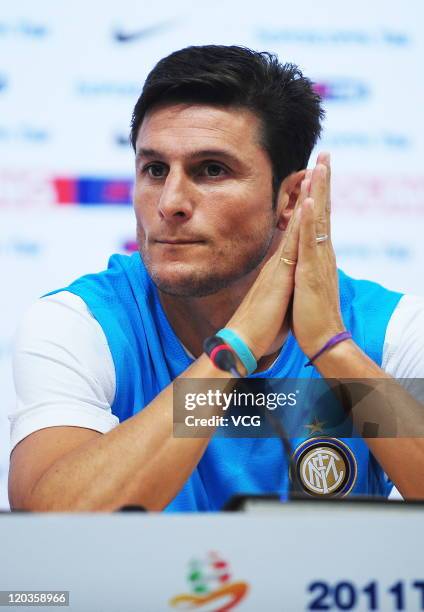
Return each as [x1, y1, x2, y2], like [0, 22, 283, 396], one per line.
[338, 270, 402, 311]
[383, 294, 424, 378]
[11, 291, 117, 451]
[15, 291, 113, 364]
[64, 253, 150, 298]
[337, 270, 403, 366]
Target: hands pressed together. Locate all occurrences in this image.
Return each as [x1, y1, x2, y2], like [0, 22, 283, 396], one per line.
[228, 152, 347, 364]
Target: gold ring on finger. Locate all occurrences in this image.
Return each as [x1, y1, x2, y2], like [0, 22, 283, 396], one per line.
[316, 234, 328, 244]
[280, 257, 297, 266]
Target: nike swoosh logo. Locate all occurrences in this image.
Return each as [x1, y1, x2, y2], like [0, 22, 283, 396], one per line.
[113, 21, 174, 43]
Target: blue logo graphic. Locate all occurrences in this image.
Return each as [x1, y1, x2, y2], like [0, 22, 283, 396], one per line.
[256, 29, 410, 46]
[313, 79, 369, 102]
[53, 177, 133, 205]
[0, 20, 49, 39]
[115, 133, 131, 148]
[76, 82, 141, 97]
[0, 240, 41, 256]
[321, 132, 410, 149]
[0, 125, 49, 144]
[336, 244, 411, 261]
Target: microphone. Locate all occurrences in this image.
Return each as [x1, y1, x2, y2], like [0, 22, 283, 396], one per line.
[203, 335, 242, 377]
[204, 336, 302, 501]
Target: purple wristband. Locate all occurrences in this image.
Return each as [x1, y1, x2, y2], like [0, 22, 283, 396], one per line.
[304, 331, 352, 367]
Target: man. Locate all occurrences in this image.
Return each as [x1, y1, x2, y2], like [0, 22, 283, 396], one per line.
[9, 45, 424, 511]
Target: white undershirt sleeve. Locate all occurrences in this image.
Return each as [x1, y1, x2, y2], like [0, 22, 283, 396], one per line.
[10, 291, 118, 451]
[382, 294, 424, 380]
[380, 294, 424, 500]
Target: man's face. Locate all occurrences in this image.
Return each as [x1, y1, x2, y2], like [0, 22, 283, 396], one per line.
[133, 103, 278, 297]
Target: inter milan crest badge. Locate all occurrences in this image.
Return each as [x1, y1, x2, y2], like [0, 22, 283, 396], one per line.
[291, 438, 357, 497]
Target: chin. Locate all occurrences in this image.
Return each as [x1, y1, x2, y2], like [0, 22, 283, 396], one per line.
[148, 263, 236, 298]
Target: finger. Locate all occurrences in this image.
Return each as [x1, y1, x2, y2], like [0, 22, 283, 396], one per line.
[275, 174, 312, 270]
[298, 197, 317, 265]
[283, 176, 310, 242]
[309, 163, 328, 240]
[280, 203, 301, 267]
[317, 151, 331, 233]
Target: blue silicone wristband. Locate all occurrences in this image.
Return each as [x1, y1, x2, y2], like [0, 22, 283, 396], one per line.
[216, 328, 257, 375]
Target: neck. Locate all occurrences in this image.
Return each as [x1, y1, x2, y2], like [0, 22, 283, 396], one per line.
[158, 267, 290, 373]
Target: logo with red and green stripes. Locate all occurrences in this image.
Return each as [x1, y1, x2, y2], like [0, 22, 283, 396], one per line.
[169, 551, 249, 611]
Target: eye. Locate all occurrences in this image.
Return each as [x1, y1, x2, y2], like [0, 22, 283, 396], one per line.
[203, 163, 227, 177]
[144, 163, 167, 178]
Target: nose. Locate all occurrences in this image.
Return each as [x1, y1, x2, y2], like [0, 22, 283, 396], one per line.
[157, 168, 194, 221]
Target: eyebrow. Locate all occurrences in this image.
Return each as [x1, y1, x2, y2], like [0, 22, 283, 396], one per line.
[135, 147, 242, 167]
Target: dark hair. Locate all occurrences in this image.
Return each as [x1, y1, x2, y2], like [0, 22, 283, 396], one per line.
[130, 45, 324, 198]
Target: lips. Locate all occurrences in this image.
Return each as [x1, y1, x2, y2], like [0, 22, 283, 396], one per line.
[155, 239, 203, 244]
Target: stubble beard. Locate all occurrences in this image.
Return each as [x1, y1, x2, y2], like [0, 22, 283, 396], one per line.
[137, 223, 275, 298]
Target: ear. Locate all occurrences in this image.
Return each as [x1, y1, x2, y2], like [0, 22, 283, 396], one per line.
[275, 169, 306, 230]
